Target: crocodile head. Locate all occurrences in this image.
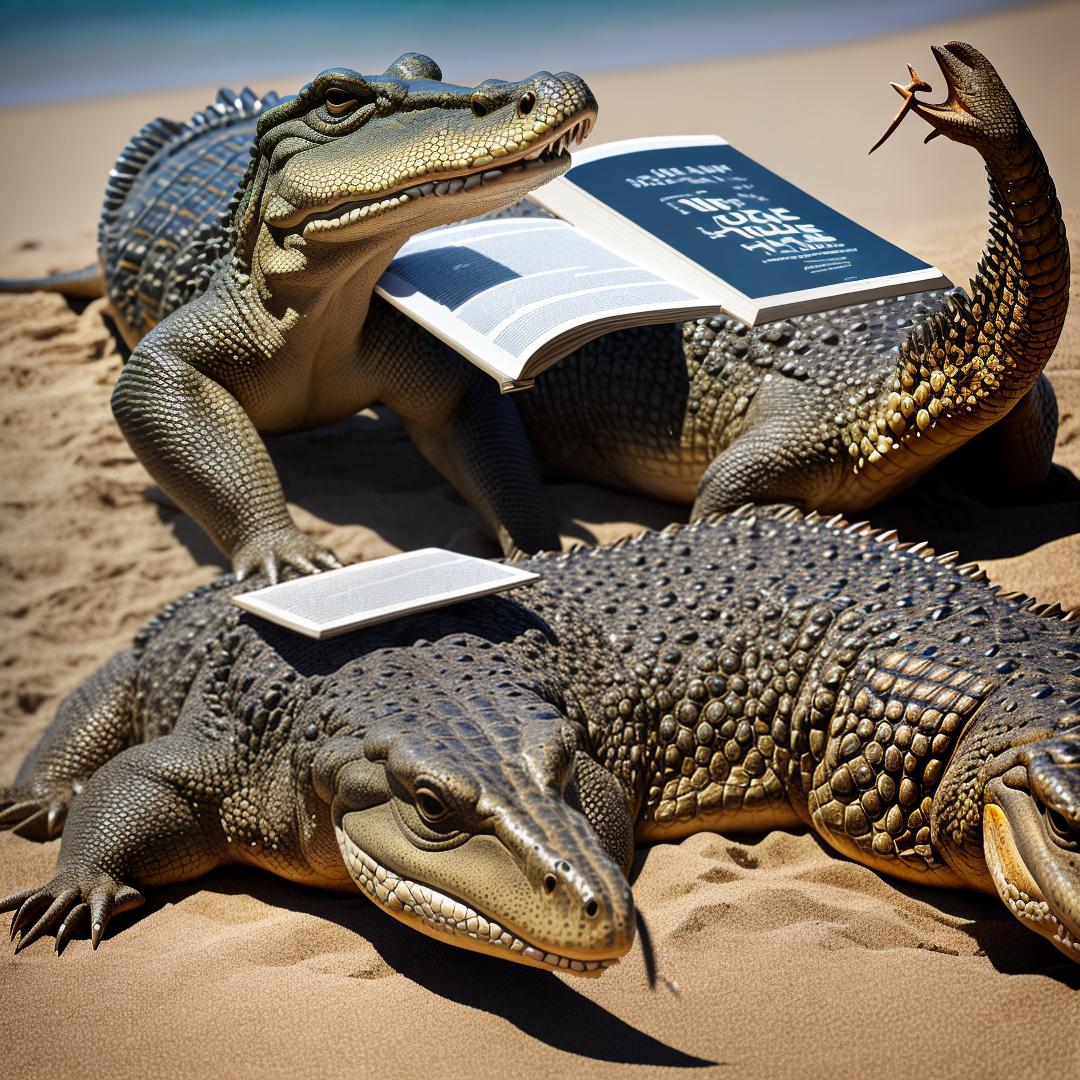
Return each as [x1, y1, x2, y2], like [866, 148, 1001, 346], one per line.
[320, 689, 635, 974]
[870, 41, 1024, 155]
[933, 690, 1080, 961]
[232, 52, 596, 283]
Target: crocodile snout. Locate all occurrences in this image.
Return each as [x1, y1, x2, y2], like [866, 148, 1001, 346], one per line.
[525, 845, 635, 961]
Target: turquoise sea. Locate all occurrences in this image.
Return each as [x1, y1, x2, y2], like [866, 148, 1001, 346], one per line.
[0, 0, 1033, 106]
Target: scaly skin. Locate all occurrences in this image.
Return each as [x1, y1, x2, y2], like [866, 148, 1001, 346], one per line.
[98, 54, 595, 580]
[2, 509, 1077, 966]
[507, 42, 1068, 514]
[4, 43, 1062, 564]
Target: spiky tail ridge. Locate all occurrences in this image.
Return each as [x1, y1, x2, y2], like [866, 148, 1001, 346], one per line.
[845, 94, 1066, 479]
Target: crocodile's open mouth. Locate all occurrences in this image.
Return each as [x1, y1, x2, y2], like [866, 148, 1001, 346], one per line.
[982, 803, 1079, 957]
[335, 824, 616, 975]
[299, 117, 592, 238]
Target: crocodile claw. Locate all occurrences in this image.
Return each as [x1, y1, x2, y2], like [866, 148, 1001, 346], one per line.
[868, 64, 932, 153]
[870, 41, 1022, 154]
[1, 871, 144, 953]
[0, 783, 71, 841]
[231, 526, 344, 584]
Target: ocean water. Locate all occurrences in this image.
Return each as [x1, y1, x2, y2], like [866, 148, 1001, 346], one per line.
[0, 0, 1032, 106]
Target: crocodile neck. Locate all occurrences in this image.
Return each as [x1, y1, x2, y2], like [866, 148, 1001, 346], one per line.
[840, 124, 1068, 490]
[206, 231, 406, 431]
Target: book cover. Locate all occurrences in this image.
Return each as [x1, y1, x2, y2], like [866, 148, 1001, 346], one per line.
[546, 135, 947, 312]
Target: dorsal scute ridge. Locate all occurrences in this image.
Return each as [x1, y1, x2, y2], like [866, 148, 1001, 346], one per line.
[98, 85, 275, 244]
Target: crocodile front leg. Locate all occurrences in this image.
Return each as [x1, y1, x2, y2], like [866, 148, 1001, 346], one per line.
[402, 376, 560, 556]
[0, 651, 138, 841]
[940, 373, 1059, 494]
[370, 304, 561, 555]
[1, 736, 230, 952]
[112, 326, 342, 583]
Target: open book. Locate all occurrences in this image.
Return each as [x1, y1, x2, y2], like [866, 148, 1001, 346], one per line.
[232, 549, 540, 639]
[375, 135, 949, 391]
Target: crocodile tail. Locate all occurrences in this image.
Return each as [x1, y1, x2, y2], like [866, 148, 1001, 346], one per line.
[0, 264, 105, 298]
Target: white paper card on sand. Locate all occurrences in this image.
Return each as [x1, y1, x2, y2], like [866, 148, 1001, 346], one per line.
[231, 548, 540, 640]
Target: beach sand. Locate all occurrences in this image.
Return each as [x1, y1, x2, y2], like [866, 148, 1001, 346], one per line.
[1, 3, 1078, 1078]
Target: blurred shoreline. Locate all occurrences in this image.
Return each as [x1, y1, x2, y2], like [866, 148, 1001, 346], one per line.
[0, 0, 1032, 106]
[0, 0, 1074, 273]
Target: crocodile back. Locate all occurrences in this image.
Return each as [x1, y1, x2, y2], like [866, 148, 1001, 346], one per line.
[98, 88, 281, 343]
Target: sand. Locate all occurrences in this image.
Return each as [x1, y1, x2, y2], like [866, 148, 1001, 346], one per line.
[1, 3, 1078, 1078]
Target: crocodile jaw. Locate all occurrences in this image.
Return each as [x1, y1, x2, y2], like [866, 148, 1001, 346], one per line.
[282, 116, 592, 241]
[983, 803, 1080, 959]
[299, 149, 568, 239]
[334, 824, 616, 975]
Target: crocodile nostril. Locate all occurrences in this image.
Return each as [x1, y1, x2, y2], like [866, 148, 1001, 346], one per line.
[517, 90, 537, 116]
[470, 96, 489, 118]
[543, 872, 558, 895]
[584, 899, 599, 919]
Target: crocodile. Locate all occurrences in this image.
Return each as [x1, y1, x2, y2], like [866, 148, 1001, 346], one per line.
[4, 43, 1064, 569]
[2, 508, 1077, 967]
[503, 41, 1069, 514]
[1, 54, 596, 579]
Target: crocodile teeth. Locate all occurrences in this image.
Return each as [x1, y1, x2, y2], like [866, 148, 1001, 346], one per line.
[334, 824, 616, 975]
[300, 118, 586, 234]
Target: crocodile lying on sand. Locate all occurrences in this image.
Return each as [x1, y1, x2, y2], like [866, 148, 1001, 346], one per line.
[500, 42, 1069, 516]
[3, 509, 1077, 967]
[1, 54, 596, 579]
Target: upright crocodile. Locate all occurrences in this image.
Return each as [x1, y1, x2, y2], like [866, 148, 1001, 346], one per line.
[1, 54, 597, 579]
[4, 42, 1067, 574]
[2, 509, 1077, 967]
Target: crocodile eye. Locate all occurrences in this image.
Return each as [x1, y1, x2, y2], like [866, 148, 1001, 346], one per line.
[470, 94, 489, 118]
[517, 90, 537, 116]
[415, 786, 448, 823]
[324, 87, 358, 116]
[1044, 804, 1075, 846]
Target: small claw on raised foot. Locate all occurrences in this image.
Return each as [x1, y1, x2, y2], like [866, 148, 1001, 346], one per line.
[0, 801, 38, 829]
[11, 807, 50, 841]
[231, 528, 342, 585]
[869, 64, 932, 153]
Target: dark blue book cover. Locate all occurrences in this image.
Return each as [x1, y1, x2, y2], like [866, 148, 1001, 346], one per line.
[563, 141, 934, 301]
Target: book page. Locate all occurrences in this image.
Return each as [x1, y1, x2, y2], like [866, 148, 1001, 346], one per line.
[231, 548, 540, 639]
[530, 135, 949, 324]
[375, 218, 723, 387]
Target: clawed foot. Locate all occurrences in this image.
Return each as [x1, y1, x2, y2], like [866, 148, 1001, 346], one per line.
[870, 41, 1021, 153]
[0, 779, 75, 841]
[1, 869, 144, 954]
[231, 526, 344, 584]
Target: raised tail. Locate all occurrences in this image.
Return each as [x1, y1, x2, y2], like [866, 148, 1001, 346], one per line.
[0, 264, 105, 299]
[847, 42, 1068, 489]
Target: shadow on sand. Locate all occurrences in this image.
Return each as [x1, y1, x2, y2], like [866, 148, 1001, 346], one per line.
[144, 399, 1078, 574]
[124, 870, 716, 1069]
